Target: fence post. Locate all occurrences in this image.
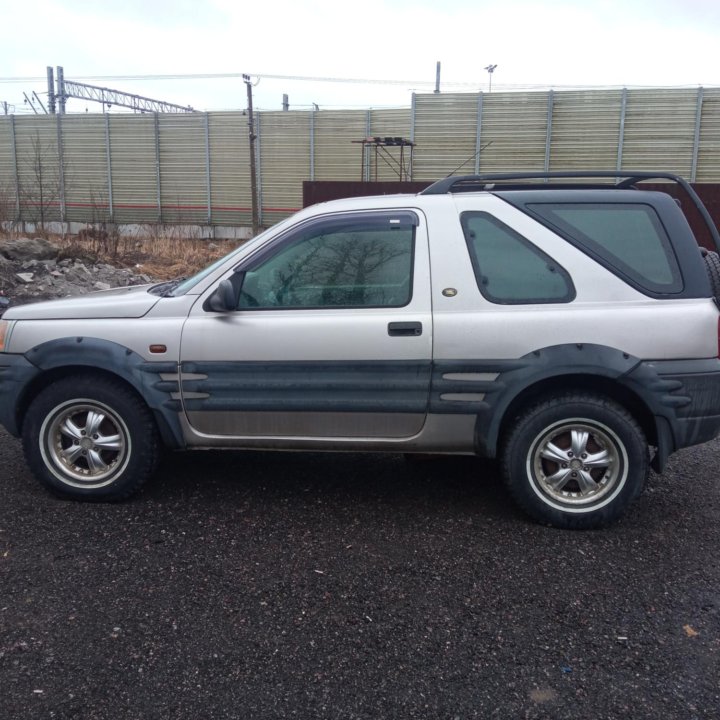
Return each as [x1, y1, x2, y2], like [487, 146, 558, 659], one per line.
[205, 112, 212, 226]
[410, 93, 416, 180]
[617, 88, 628, 172]
[154, 112, 162, 223]
[310, 108, 315, 181]
[10, 115, 20, 222]
[544, 90, 554, 175]
[255, 111, 263, 228]
[691, 87, 704, 183]
[474, 92, 484, 174]
[104, 114, 114, 222]
[56, 113, 66, 225]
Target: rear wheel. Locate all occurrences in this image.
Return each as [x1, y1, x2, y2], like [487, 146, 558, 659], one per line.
[502, 394, 648, 529]
[22, 376, 159, 501]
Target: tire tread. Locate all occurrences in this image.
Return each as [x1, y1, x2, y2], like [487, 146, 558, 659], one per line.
[501, 392, 648, 529]
[22, 374, 159, 502]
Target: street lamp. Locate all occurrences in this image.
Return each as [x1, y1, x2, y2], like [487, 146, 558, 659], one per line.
[484, 64, 498, 93]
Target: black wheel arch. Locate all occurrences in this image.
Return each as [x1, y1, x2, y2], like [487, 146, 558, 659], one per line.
[493, 373, 658, 455]
[16, 337, 185, 449]
[470, 344, 669, 470]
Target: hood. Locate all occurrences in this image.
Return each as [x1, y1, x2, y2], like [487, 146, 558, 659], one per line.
[4, 284, 162, 320]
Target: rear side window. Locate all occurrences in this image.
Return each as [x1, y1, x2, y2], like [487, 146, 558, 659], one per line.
[526, 203, 682, 293]
[461, 212, 574, 304]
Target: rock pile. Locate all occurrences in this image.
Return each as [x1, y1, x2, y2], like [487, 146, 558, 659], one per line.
[0, 236, 153, 306]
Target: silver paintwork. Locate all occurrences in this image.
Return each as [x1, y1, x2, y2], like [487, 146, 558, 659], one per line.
[4, 285, 159, 321]
[178, 412, 478, 453]
[2, 190, 718, 455]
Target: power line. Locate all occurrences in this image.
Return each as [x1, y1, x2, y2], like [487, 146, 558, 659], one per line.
[0, 71, 442, 87]
[1, 72, 716, 93]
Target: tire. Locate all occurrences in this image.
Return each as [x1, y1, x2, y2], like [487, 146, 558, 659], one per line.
[22, 375, 159, 502]
[501, 394, 648, 529]
[702, 249, 720, 298]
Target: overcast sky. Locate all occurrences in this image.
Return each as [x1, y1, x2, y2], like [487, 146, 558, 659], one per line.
[1, 0, 719, 114]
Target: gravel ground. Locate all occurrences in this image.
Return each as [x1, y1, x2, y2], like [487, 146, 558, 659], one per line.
[0, 430, 718, 720]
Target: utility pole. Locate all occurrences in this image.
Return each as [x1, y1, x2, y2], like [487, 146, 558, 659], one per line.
[282, 94, 289, 111]
[243, 74, 259, 236]
[434, 61, 441, 94]
[47, 66, 56, 114]
[1, 101, 8, 115]
[484, 64, 498, 93]
[56, 65, 66, 114]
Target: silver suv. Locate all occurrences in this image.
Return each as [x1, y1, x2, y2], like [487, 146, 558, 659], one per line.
[2, 171, 720, 529]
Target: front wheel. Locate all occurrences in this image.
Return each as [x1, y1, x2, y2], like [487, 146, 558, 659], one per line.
[501, 394, 648, 529]
[22, 376, 159, 501]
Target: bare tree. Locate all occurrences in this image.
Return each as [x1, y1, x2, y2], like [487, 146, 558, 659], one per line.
[18, 131, 63, 233]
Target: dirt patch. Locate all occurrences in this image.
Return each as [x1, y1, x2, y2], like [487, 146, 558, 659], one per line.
[0, 230, 238, 308]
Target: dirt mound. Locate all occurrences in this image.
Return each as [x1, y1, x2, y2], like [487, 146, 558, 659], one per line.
[0, 236, 153, 309]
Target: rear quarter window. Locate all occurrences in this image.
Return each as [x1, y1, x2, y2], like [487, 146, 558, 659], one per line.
[526, 203, 683, 294]
[461, 212, 575, 304]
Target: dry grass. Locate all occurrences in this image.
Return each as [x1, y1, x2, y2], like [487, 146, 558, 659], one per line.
[4, 226, 241, 280]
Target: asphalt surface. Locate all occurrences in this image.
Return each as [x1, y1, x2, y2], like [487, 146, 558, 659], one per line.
[0, 429, 718, 720]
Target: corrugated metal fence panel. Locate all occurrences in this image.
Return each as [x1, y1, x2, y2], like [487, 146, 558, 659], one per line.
[550, 90, 622, 171]
[4, 88, 720, 227]
[621, 88, 697, 175]
[62, 114, 109, 223]
[369, 108, 412, 181]
[370, 108, 411, 137]
[412, 93, 478, 180]
[314, 111, 367, 181]
[479, 92, 550, 174]
[159, 113, 207, 224]
[697, 88, 720, 183]
[0, 119, 17, 220]
[259, 111, 311, 225]
[109, 114, 158, 224]
[14, 116, 61, 223]
[208, 111, 251, 226]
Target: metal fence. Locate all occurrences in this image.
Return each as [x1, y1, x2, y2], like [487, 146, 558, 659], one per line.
[1, 87, 719, 229]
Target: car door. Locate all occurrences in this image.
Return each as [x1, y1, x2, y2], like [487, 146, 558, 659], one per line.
[179, 209, 432, 439]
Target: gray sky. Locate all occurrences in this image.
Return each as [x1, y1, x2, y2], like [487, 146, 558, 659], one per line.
[1, 0, 719, 114]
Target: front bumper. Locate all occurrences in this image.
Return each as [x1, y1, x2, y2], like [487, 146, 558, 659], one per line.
[0, 354, 41, 437]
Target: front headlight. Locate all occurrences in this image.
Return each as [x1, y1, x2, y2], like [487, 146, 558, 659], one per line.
[0, 319, 13, 352]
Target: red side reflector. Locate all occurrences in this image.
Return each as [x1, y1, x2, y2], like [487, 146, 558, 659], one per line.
[149, 344, 167, 354]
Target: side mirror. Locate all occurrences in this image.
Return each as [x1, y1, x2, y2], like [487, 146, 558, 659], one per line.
[205, 279, 237, 313]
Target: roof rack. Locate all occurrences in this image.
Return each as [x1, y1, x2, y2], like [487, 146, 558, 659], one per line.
[420, 171, 720, 252]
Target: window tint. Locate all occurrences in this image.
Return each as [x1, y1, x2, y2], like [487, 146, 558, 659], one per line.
[461, 212, 574, 304]
[526, 203, 681, 293]
[238, 219, 415, 309]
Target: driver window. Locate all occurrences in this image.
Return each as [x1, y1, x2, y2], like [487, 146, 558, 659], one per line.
[238, 218, 415, 309]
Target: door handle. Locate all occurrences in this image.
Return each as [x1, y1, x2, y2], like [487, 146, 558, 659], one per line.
[388, 321, 422, 337]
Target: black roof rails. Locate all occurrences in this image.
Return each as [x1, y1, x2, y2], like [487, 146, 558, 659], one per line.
[422, 170, 687, 194]
[420, 171, 720, 253]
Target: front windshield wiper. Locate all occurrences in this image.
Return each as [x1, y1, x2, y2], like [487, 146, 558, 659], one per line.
[148, 277, 186, 297]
